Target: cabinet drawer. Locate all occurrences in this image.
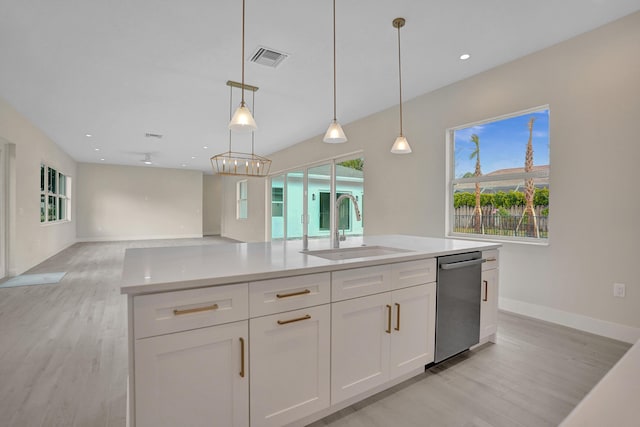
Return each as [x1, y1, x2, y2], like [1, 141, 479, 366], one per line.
[134, 283, 249, 339]
[391, 258, 436, 290]
[332, 265, 392, 301]
[249, 273, 330, 317]
[482, 249, 499, 271]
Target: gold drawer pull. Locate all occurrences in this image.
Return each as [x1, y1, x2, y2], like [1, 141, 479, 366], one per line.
[173, 303, 219, 316]
[385, 304, 392, 334]
[483, 280, 488, 302]
[239, 337, 245, 378]
[394, 303, 400, 331]
[485, 257, 497, 262]
[277, 314, 311, 325]
[276, 289, 311, 299]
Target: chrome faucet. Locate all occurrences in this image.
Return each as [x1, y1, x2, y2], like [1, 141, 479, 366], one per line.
[334, 194, 361, 248]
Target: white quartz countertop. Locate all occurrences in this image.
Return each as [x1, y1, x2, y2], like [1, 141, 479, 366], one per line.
[121, 235, 499, 295]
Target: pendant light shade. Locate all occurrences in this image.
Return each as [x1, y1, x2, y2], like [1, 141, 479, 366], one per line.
[391, 135, 412, 154]
[324, 119, 347, 143]
[391, 17, 412, 154]
[228, 0, 257, 132]
[229, 102, 257, 131]
[323, 0, 347, 143]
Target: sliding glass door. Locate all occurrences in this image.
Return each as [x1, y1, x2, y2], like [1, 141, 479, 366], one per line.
[270, 156, 364, 243]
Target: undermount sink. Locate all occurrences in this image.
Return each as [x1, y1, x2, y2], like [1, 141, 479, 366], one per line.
[303, 245, 413, 261]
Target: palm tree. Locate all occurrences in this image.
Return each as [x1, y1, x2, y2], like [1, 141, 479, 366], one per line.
[470, 134, 482, 233]
[518, 117, 539, 237]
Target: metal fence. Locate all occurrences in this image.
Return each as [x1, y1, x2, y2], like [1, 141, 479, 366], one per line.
[454, 206, 549, 238]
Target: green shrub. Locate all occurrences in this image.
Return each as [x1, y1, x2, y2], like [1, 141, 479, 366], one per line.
[455, 188, 549, 209]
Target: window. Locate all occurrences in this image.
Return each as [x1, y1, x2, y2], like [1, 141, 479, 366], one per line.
[448, 107, 550, 242]
[40, 164, 71, 223]
[319, 192, 350, 231]
[271, 187, 283, 217]
[237, 180, 248, 219]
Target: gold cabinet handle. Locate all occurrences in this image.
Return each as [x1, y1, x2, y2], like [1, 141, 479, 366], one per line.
[394, 303, 400, 331]
[276, 289, 311, 299]
[486, 257, 497, 262]
[385, 304, 392, 334]
[239, 337, 245, 378]
[173, 303, 219, 316]
[483, 280, 488, 302]
[277, 314, 311, 325]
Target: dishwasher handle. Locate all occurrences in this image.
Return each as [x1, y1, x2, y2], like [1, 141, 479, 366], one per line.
[439, 258, 486, 270]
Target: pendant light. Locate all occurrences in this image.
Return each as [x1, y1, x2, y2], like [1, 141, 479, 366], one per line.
[229, 0, 257, 132]
[323, 0, 347, 143]
[390, 17, 412, 154]
[212, 81, 271, 177]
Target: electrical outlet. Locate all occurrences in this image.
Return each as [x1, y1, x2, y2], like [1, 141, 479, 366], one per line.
[613, 283, 626, 298]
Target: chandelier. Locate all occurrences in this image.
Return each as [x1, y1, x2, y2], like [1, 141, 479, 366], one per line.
[211, 81, 272, 177]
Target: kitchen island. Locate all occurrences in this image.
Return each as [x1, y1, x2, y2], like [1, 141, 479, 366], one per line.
[122, 235, 500, 427]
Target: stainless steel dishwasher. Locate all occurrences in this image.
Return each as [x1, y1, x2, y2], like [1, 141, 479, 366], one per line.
[434, 251, 484, 363]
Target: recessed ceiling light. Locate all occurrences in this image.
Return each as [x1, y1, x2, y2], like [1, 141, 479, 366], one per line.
[191, 156, 196, 159]
[181, 163, 187, 167]
[94, 148, 100, 151]
[85, 133, 93, 137]
[100, 158, 105, 161]
[203, 146, 208, 149]
[460, 53, 471, 60]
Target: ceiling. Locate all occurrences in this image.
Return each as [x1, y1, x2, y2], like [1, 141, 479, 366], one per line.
[1, 0, 639, 173]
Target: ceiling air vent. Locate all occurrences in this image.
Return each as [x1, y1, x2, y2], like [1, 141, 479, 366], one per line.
[145, 132, 163, 139]
[250, 47, 288, 68]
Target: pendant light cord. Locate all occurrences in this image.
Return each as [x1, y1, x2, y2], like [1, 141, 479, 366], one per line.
[241, 0, 246, 107]
[251, 90, 256, 155]
[229, 85, 233, 153]
[397, 23, 403, 136]
[332, 0, 337, 121]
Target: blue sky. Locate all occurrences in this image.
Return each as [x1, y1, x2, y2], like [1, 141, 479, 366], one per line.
[454, 109, 550, 178]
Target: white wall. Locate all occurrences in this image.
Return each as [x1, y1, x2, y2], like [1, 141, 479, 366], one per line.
[76, 163, 203, 241]
[203, 174, 222, 235]
[0, 97, 77, 276]
[264, 12, 640, 342]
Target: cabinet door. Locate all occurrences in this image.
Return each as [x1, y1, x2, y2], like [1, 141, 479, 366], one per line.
[480, 268, 499, 342]
[135, 321, 248, 427]
[250, 305, 330, 427]
[331, 292, 391, 404]
[390, 283, 436, 378]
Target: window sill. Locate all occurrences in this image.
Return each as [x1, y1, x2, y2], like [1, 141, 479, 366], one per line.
[447, 232, 549, 247]
[40, 220, 72, 227]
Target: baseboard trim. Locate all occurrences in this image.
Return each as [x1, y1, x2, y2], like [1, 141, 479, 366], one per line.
[76, 234, 203, 242]
[499, 297, 640, 344]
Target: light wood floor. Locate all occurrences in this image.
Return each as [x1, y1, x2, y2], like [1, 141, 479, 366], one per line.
[0, 239, 631, 427]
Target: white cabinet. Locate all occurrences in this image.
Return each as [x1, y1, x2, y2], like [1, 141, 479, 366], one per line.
[331, 292, 391, 402]
[134, 320, 248, 427]
[128, 255, 459, 427]
[389, 283, 437, 378]
[331, 260, 437, 405]
[480, 250, 499, 343]
[331, 283, 436, 404]
[250, 304, 330, 427]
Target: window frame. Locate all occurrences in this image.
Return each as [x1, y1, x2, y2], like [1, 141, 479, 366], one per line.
[445, 106, 550, 245]
[271, 187, 283, 218]
[40, 164, 71, 224]
[236, 179, 248, 220]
